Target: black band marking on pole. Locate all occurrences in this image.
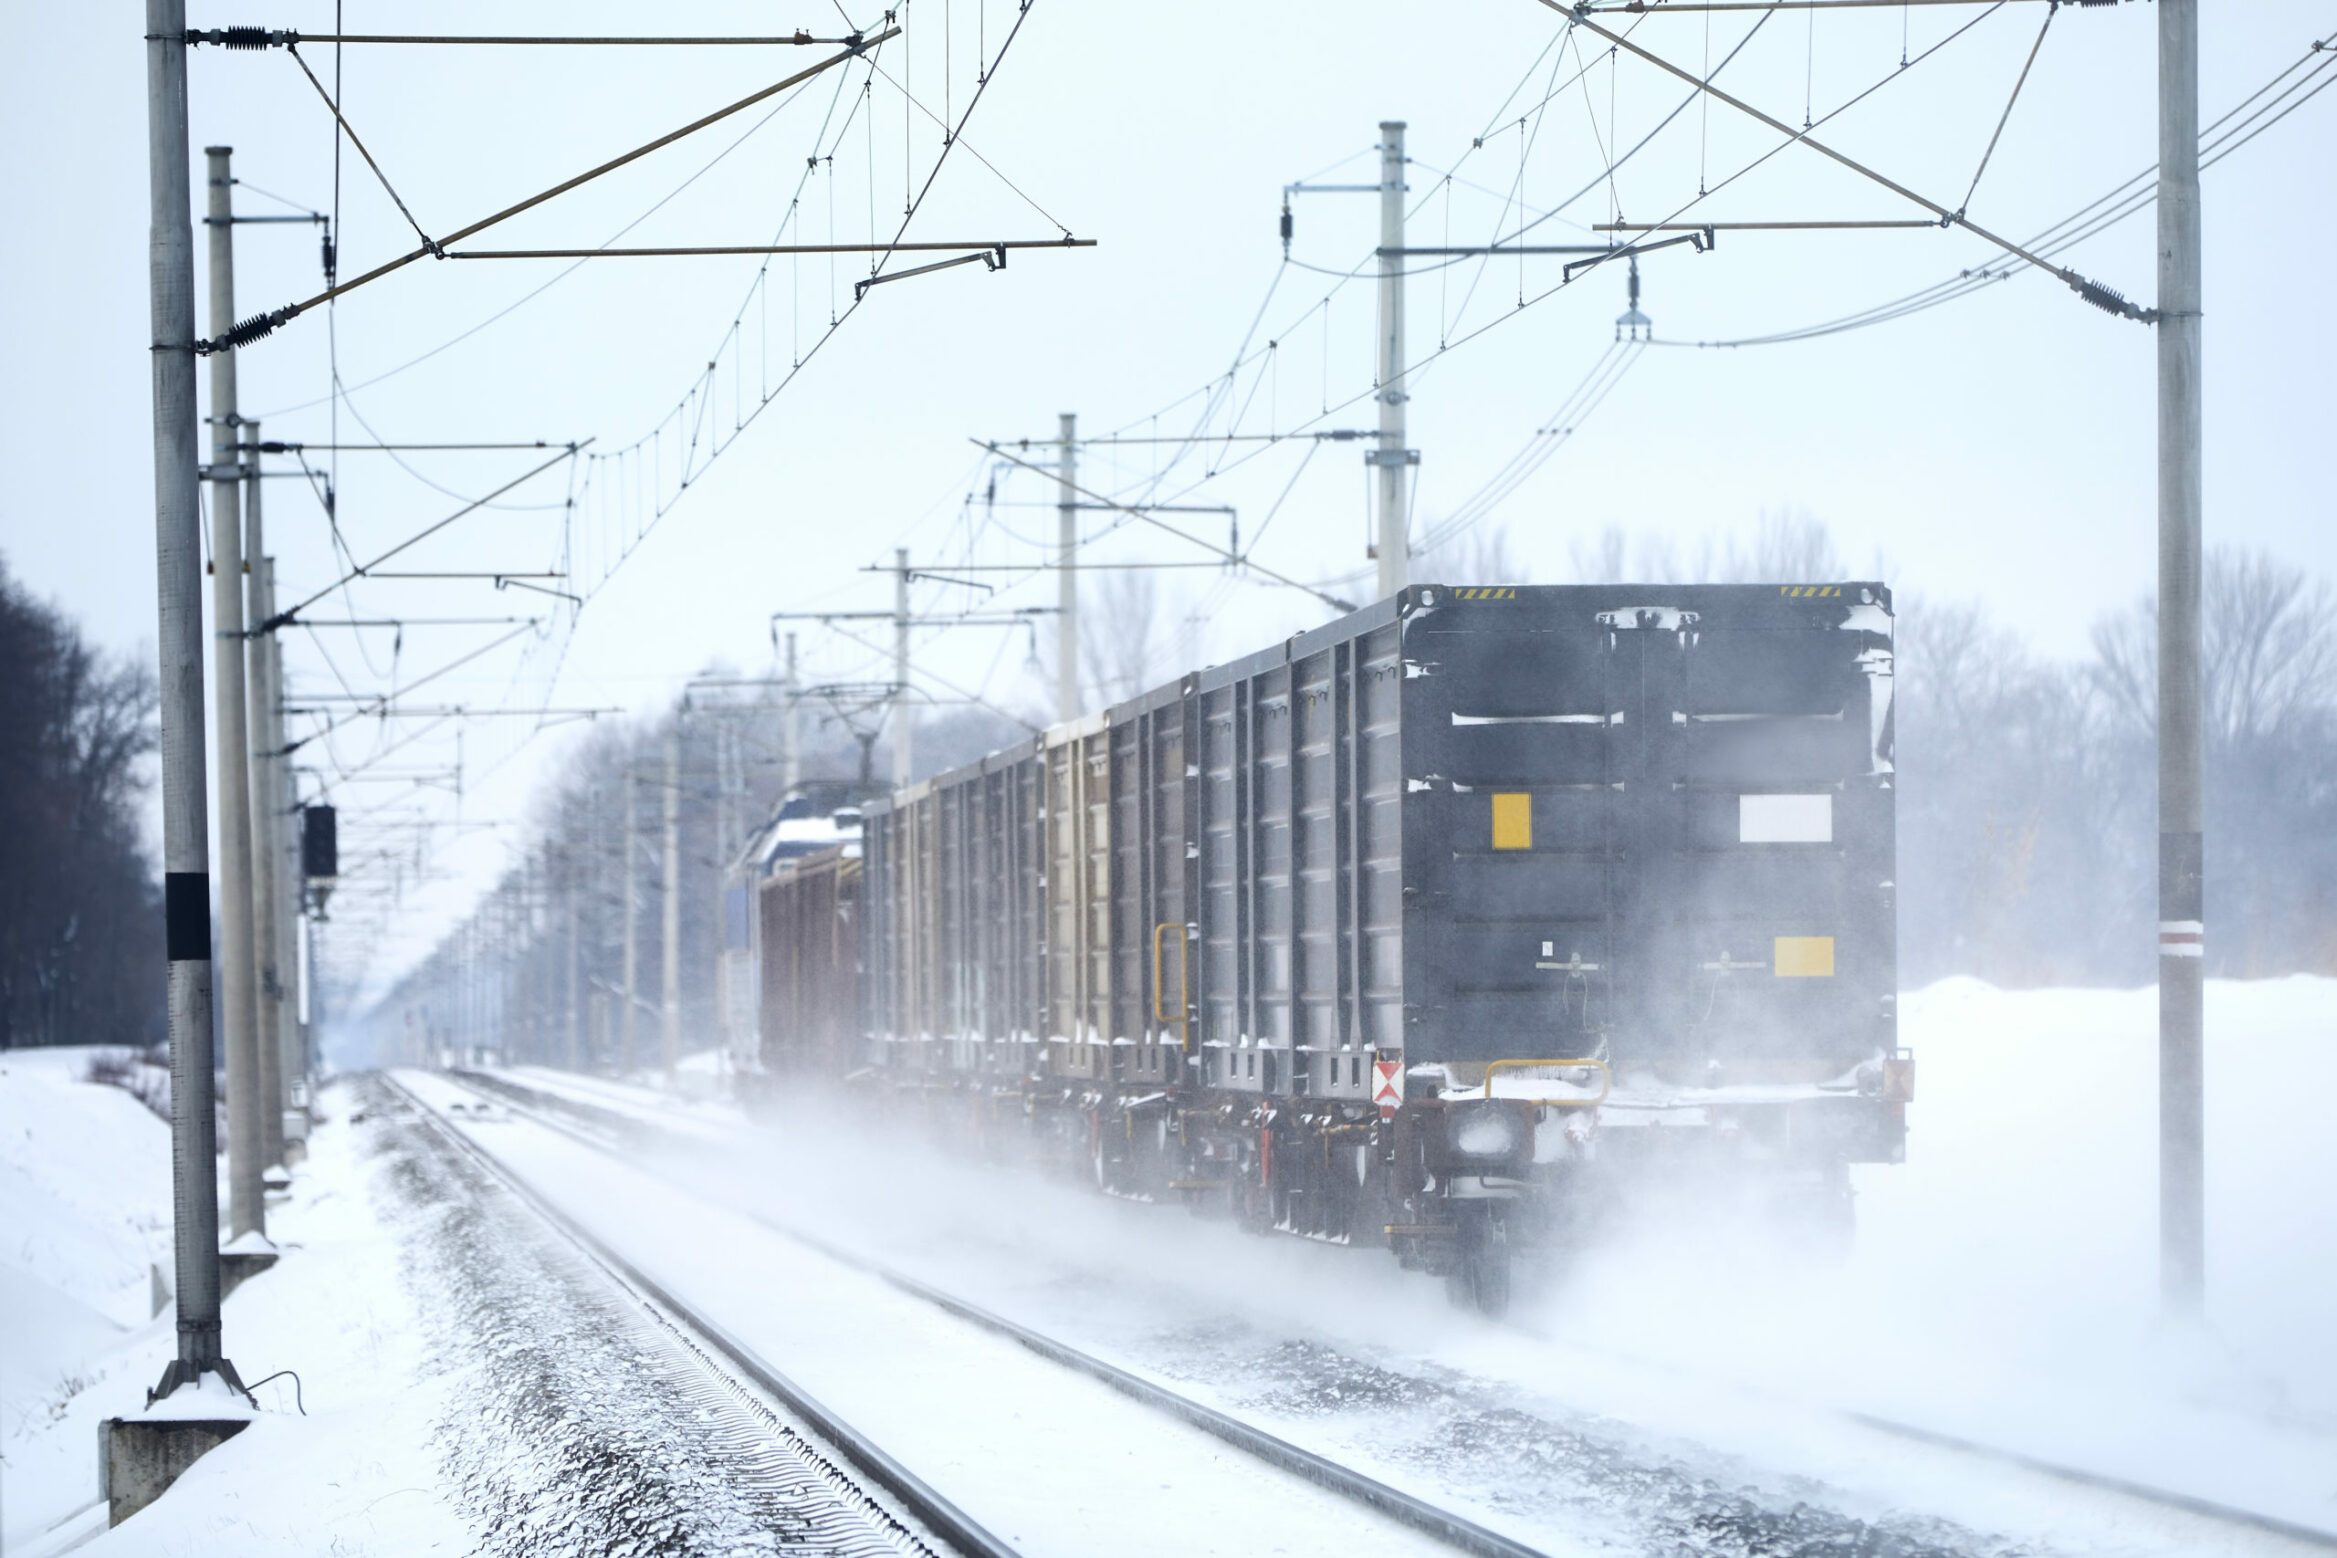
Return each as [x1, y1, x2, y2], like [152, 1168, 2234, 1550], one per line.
[166, 871, 212, 961]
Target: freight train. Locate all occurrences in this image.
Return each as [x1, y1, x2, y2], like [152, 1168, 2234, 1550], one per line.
[752, 582, 1911, 1313]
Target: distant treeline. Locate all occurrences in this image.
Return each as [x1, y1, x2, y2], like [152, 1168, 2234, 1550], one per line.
[0, 557, 164, 1048]
[1896, 547, 2337, 984]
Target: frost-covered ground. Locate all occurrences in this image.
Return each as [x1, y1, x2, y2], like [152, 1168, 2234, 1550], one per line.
[499, 975, 2337, 1554]
[1538, 976, 2337, 1521]
[5, 976, 2331, 1555]
[0, 1056, 467, 1556]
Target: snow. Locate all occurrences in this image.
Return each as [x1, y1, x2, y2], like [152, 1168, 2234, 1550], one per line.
[501, 1063, 743, 1140]
[6, 974, 2331, 1554]
[0, 1062, 469, 1556]
[0, 1049, 174, 1326]
[1534, 972, 2337, 1534]
[396, 1067, 1474, 1558]
[517, 976, 2337, 1553]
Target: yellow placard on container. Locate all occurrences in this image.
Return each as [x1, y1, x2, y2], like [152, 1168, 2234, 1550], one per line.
[1774, 936, 1835, 977]
[1491, 792, 1532, 851]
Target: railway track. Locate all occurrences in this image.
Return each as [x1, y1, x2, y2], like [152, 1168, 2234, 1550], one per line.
[428, 1066, 2337, 1558]
[381, 1072, 1017, 1558]
[431, 1069, 1555, 1558]
[403, 1069, 1547, 1558]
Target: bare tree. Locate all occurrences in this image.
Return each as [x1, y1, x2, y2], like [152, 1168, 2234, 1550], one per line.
[0, 556, 164, 1048]
[1079, 569, 1167, 710]
[1718, 508, 1845, 582]
[2092, 547, 2337, 748]
[2091, 548, 2337, 974]
[1566, 509, 1843, 585]
[1895, 596, 2145, 985]
[1567, 524, 1631, 584]
[1419, 524, 1529, 586]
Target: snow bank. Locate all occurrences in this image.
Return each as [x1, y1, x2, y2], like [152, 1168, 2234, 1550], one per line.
[0, 1048, 174, 1325]
[615, 976, 2337, 1541]
[1529, 974, 2337, 1532]
[0, 1067, 470, 1556]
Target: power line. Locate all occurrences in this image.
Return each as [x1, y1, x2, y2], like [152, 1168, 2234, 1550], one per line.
[201, 31, 899, 350]
[1651, 28, 2337, 348]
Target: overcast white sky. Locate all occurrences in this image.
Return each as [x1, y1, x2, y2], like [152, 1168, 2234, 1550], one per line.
[4, 2, 2330, 1001]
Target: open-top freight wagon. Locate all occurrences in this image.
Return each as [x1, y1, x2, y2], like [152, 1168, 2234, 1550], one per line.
[758, 581, 1910, 1312]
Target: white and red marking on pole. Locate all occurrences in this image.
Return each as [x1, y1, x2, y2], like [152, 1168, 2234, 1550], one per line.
[2159, 920, 2204, 958]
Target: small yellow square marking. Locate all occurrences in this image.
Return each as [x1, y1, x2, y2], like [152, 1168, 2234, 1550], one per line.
[1774, 936, 1835, 977]
[1491, 792, 1532, 851]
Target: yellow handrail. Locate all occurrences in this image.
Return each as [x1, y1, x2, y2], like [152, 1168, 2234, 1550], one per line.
[1151, 921, 1189, 1031]
[1483, 1057, 1610, 1108]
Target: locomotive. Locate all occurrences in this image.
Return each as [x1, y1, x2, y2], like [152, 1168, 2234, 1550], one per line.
[753, 582, 1910, 1313]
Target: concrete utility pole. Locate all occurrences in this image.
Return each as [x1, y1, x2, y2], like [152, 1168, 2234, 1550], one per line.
[243, 420, 284, 1169]
[892, 548, 914, 784]
[1373, 121, 1412, 602]
[1055, 415, 1079, 721]
[2157, 0, 2206, 1319]
[622, 767, 640, 1073]
[204, 145, 265, 1241]
[146, 0, 241, 1401]
[661, 724, 682, 1077]
[782, 632, 802, 794]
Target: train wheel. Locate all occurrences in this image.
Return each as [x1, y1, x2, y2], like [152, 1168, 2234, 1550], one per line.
[1445, 1205, 1512, 1319]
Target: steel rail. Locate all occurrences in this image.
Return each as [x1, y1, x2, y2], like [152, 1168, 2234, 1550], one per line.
[382, 1073, 1021, 1558]
[457, 1070, 2337, 1556]
[442, 1071, 1558, 1558]
[1546, 2, 2155, 321]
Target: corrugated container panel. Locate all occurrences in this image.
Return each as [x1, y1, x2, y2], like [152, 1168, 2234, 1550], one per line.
[864, 808, 896, 1058]
[1356, 621, 1406, 1056]
[1198, 681, 1245, 1083]
[756, 847, 858, 1077]
[1013, 753, 1045, 1054]
[1085, 732, 1113, 1052]
[1148, 691, 1193, 1072]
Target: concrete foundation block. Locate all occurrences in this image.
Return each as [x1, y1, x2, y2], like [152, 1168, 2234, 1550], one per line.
[101, 1417, 249, 1525]
[219, 1247, 278, 1299]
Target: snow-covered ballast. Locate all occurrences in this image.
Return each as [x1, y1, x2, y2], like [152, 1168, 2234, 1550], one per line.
[810, 583, 1906, 1313]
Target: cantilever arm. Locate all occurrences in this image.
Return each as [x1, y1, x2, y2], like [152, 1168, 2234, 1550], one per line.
[199, 30, 900, 352]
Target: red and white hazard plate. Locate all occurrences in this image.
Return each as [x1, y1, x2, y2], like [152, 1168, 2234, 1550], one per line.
[1372, 1059, 1403, 1116]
